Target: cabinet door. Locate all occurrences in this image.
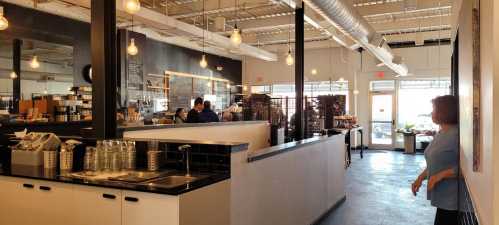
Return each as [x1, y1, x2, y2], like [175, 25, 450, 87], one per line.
[0, 177, 40, 225]
[122, 190, 179, 225]
[34, 180, 75, 225]
[72, 186, 122, 225]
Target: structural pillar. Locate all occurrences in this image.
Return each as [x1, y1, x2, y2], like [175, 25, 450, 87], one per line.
[91, 0, 117, 139]
[12, 39, 21, 114]
[294, 1, 305, 140]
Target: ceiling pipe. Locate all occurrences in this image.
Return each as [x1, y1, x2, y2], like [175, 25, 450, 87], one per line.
[304, 0, 409, 76]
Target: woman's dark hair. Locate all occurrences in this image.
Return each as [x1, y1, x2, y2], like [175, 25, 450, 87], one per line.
[175, 108, 184, 117]
[194, 97, 203, 106]
[432, 95, 458, 124]
[204, 101, 211, 110]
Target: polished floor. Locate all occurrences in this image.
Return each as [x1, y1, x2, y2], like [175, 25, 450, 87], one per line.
[317, 150, 436, 225]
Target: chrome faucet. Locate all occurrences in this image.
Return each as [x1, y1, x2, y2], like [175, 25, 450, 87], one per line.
[178, 145, 192, 177]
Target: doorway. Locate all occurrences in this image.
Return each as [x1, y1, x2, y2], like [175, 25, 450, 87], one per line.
[369, 91, 395, 149]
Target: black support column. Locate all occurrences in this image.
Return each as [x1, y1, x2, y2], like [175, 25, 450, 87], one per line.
[12, 39, 22, 114]
[294, 1, 305, 140]
[91, 0, 117, 139]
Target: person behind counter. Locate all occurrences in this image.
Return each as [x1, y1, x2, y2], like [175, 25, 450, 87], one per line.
[186, 97, 204, 123]
[175, 108, 187, 124]
[200, 101, 220, 123]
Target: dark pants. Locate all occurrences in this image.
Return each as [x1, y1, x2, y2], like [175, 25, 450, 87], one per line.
[434, 208, 459, 225]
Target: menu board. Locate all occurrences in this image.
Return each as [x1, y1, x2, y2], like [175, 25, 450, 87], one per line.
[127, 52, 144, 103]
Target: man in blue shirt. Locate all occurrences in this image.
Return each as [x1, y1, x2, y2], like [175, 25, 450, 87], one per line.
[199, 101, 219, 123]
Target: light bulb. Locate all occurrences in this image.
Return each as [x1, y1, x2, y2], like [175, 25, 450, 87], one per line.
[43, 89, 48, 94]
[285, 51, 294, 66]
[124, 0, 141, 14]
[230, 27, 242, 47]
[311, 69, 317, 75]
[127, 38, 138, 56]
[338, 77, 345, 82]
[9, 71, 17, 79]
[207, 82, 212, 87]
[216, 65, 223, 71]
[200, 55, 208, 68]
[0, 7, 8, 31]
[353, 90, 360, 95]
[226, 83, 231, 89]
[243, 85, 248, 91]
[30, 56, 40, 69]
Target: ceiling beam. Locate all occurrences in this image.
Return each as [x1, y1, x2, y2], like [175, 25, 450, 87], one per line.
[355, 0, 452, 16]
[370, 15, 451, 32]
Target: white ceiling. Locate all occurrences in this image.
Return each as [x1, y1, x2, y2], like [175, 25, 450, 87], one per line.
[3, 0, 452, 58]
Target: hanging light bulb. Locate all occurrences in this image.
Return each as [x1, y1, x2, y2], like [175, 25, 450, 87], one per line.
[200, 55, 208, 68]
[216, 65, 223, 71]
[207, 81, 212, 87]
[0, 6, 8, 31]
[9, 71, 17, 79]
[285, 49, 294, 66]
[226, 83, 231, 89]
[230, 26, 242, 47]
[127, 38, 138, 56]
[311, 69, 318, 75]
[243, 85, 248, 91]
[43, 89, 48, 94]
[124, 0, 141, 14]
[338, 77, 345, 82]
[353, 90, 360, 95]
[30, 56, 40, 69]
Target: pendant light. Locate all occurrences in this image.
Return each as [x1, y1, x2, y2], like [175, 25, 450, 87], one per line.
[9, 71, 17, 79]
[285, 11, 293, 66]
[200, 55, 208, 68]
[199, 0, 208, 68]
[127, 17, 139, 56]
[0, 6, 8, 31]
[124, 0, 141, 14]
[285, 49, 294, 66]
[226, 83, 231, 89]
[230, 0, 242, 47]
[30, 56, 40, 69]
[127, 38, 138, 56]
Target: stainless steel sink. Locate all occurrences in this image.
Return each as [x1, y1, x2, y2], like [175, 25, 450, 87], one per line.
[143, 175, 206, 188]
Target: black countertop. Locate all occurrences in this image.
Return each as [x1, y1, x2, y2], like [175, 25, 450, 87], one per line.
[0, 164, 229, 195]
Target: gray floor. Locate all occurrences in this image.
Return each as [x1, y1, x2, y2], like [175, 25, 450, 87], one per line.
[318, 150, 436, 225]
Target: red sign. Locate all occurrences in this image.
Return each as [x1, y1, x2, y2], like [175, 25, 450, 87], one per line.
[376, 71, 385, 78]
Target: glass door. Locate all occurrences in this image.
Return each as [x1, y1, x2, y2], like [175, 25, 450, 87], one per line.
[370, 92, 395, 149]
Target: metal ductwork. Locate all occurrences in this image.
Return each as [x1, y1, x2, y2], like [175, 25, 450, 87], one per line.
[304, 0, 409, 76]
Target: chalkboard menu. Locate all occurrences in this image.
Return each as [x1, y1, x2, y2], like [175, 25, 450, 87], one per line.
[127, 55, 144, 102]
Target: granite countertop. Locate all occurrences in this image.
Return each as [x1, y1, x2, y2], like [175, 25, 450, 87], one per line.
[0, 164, 229, 195]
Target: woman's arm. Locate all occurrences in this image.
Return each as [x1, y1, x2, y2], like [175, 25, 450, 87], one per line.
[412, 168, 428, 196]
[428, 167, 457, 191]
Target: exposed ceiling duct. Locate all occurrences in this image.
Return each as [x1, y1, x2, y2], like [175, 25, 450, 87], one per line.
[304, 0, 409, 76]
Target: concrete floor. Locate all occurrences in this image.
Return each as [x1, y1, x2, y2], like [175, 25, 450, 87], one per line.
[317, 150, 436, 225]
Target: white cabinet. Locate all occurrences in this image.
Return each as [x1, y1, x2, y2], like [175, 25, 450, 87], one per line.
[122, 190, 180, 225]
[0, 177, 73, 225]
[33, 180, 74, 225]
[73, 186, 122, 225]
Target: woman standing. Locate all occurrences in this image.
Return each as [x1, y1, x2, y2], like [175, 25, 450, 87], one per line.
[411, 95, 460, 225]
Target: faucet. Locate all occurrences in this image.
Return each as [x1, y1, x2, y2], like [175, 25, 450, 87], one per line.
[178, 145, 192, 177]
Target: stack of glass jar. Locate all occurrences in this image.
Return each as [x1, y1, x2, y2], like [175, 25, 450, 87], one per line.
[84, 140, 136, 172]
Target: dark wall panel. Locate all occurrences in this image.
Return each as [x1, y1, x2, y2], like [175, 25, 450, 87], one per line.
[144, 38, 242, 84]
[1, 2, 91, 87]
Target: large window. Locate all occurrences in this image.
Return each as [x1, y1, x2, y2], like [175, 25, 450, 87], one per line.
[396, 79, 451, 147]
